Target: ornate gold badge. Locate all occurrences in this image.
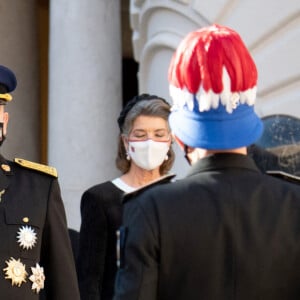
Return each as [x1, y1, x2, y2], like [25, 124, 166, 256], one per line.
[17, 226, 37, 250]
[29, 263, 45, 293]
[3, 257, 28, 287]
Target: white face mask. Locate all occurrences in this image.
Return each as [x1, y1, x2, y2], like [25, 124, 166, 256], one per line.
[128, 139, 170, 171]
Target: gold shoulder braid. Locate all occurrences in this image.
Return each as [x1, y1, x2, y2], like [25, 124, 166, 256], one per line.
[14, 158, 58, 178]
[0, 93, 12, 102]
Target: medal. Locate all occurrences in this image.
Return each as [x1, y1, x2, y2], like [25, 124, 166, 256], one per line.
[29, 263, 45, 293]
[3, 257, 27, 287]
[17, 225, 37, 250]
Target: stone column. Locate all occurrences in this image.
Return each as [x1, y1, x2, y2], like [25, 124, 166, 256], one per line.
[0, 1, 40, 161]
[49, 0, 122, 230]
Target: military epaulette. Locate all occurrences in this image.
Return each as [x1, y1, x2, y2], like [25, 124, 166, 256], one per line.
[266, 170, 300, 185]
[14, 158, 58, 178]
[122, 173, 176, 204]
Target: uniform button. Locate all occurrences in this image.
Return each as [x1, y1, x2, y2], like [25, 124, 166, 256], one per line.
[1, 164, 10, 172]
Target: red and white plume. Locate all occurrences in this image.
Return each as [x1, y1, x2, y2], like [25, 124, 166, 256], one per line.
[168, 24, 258, 113]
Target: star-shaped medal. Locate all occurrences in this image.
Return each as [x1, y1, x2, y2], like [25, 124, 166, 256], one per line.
[3, 257, 28, 287]
[29, 263, 45, 293]
[17, 225, 37, 250]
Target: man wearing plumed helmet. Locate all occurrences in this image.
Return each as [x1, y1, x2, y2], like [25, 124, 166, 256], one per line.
[113, 24, 300, 300]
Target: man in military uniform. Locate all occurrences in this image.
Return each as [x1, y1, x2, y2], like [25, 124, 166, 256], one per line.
[0, 65, 80, 299]
[113, 25, 300, 300]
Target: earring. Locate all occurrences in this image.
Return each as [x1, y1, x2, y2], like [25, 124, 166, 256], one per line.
[126, 152, 130, 161]
[165, 154, 168, 161]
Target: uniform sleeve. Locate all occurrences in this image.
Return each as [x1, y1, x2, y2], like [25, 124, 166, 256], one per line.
[41, 178, 80, 300]
[113, 198, 159, 300]
[77, 189, 108, 299]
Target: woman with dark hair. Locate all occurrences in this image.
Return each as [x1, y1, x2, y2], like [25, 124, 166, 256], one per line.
[77, 94, 175, 300]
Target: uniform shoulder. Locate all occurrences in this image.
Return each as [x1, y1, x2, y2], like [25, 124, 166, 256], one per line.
[122, 173, 176, 204]
[13, 158, 58, 178]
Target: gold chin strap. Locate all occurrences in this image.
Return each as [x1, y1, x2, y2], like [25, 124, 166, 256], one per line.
[0, 93, 12, 102]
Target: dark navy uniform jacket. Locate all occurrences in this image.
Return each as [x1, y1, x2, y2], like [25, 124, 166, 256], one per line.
[114, 153, 300, 300]
[0, 154, 80, 300]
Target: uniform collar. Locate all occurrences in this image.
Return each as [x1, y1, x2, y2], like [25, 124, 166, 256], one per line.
[187, 153, 261, 177]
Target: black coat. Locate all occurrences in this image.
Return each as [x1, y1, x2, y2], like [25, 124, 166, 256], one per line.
[114, 153, 300, 300]
[77, 181, 124, 300]
[0, 155, 80, 300]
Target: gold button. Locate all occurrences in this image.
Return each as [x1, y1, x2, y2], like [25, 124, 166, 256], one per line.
[1, 164, 10, 172]
[22, 217, 29, 223]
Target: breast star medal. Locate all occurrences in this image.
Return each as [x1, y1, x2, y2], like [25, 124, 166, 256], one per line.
[3, 257, 28, 287]
[29, 263, 45, 293]
[17, 225, 37, 250]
